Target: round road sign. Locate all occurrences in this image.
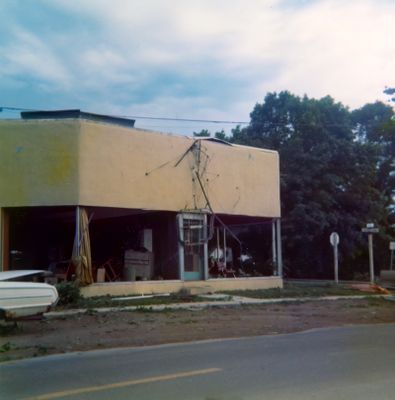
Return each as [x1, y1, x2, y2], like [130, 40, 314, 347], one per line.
[330, 232, 339, 246]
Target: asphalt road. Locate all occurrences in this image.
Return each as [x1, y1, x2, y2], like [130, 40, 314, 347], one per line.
[1, 323, 395, 400]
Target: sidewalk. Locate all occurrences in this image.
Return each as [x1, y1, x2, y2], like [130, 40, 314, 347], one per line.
[45, 293, 394, 319]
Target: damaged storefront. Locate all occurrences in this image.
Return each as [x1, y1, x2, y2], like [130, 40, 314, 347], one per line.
[0, 110, 282, 295]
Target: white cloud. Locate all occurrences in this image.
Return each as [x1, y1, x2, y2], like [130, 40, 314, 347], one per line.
[1, 0, 394, 132]
[0, 28, 72, 89]
[51, 0, 395, 101]
[267, 0, 395, 107]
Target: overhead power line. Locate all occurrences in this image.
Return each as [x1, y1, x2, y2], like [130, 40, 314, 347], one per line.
[116, 114, 249, 125]
[1, 105, 384, 129]
[0, 106, 36, 112]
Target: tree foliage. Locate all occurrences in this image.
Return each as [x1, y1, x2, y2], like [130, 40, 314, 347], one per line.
[193, 129, 211, 137]
[384, 86, 395, 103]
[229, 91, 394, 278]
[193, 128, 232, 141]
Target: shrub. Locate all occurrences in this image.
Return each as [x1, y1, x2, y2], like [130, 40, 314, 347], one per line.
[55, 281, 81, 306]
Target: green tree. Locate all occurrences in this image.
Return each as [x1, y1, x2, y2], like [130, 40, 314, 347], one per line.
[214, 129, 228, 141]
[232, 91, 387, 278]
[352, 101, 395, 237]
[384, 87, 395, 103]
[193, 128, 232, 141]
[193, 129, 211, 137]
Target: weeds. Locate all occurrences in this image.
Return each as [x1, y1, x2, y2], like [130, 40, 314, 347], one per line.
[0, 342, 13, 352]
[367, 297, 387, 307]
[56, 292, 208, 311]
[0, 323, 19, 336]
[135, 306, 154, 313]
[30, 345, 55, 358]
[181, 319, 198, 324]
[221, 282, 376, 299]
[346, 303, 369, 308]
[35, 345, 49, 356]
[85, 308, 98, 316]
[55, 281, 81, 306]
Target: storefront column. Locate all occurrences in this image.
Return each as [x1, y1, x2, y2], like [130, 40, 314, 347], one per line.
[203, 213, 209, 280]
[176, 214, 185, 281]
[276, 218, 283, 277]
[0, 208, 2, 271]
[272, 219, 277, 274]
[75, 206, 80, 258]
[0, 208, 10, 271]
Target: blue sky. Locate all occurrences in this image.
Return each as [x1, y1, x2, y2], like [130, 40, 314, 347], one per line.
[0, 0, 394, 135]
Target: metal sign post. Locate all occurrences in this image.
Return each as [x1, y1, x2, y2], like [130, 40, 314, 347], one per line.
[390, 242, 395, 271]
[361, 223, 379, 284]
[368, 234, 374, 283]
[330, 232, 340, 284]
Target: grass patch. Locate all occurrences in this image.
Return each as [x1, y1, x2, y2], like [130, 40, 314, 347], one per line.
[366, 297, 388, 307]
[32, 345, 53, 358]
[55, 292, 209, 310]
[345, 303, 369, 308]
[35, 345, 49, 355]
[52, 282, 383, 311]
[0, 342, 13, 353]
[55, 281, 81, 306]
[0, 323, 19, 336]
[221, 282, 376, 299]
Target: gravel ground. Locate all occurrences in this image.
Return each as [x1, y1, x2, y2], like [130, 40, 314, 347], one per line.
[1, 297, 394, 362]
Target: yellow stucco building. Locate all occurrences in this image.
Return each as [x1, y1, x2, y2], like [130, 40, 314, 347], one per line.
[0, 110, 282, 296]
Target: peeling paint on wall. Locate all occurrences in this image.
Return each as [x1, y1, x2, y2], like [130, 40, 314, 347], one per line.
[0, 119, 280, 218]
[0, 121, 79, 206]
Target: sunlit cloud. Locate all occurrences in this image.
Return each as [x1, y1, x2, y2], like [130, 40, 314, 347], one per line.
[0, 0, 394, 133]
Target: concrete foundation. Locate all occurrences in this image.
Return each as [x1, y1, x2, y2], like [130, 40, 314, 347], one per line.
[81, 276, 283, 298]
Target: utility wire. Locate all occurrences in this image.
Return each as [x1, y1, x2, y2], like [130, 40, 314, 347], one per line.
[0, 105, 374, 128]
[117, 114, 248, 125]
[0, 106, 37, 112]
[0, 106, 248, 125]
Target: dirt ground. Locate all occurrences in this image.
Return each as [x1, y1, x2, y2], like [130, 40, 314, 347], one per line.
[1, 298, 394, 362]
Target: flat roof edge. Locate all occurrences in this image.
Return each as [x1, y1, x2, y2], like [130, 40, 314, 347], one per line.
[20, 109, 135, 128]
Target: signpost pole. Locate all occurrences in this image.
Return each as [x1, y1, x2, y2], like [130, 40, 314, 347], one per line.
[390, 242, 395, 271]
[361, 224, 378, 284]
[330, 232, 339, 284]
[368, 233, 374, 284]
[276, 219, 283, 277]
[272, 220, 277, 275]
[334, 243, 339, 284]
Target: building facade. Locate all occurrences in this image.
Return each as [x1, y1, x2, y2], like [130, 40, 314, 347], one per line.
[0, 111, 282, 295]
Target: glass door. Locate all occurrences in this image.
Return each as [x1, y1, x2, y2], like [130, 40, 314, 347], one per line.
[177, 213, 208, 281]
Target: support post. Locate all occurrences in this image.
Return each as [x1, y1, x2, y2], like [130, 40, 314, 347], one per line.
[216, 227, 220, 263]
[361, 224, 378, 284]
[330, 232, 340, 284]
[1, 208, 10, 271]
[223, 227, 227, 268]
[0, 208, 3, 271]
[334, 244, 339, 284]
[76, 206, 81, 258]
[368, 233, 374, 284]
[276, 218, 283, 277]
[203, 214, 208, 280]
[177, 214, 185, 281]
[272, 219, 277, 274]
